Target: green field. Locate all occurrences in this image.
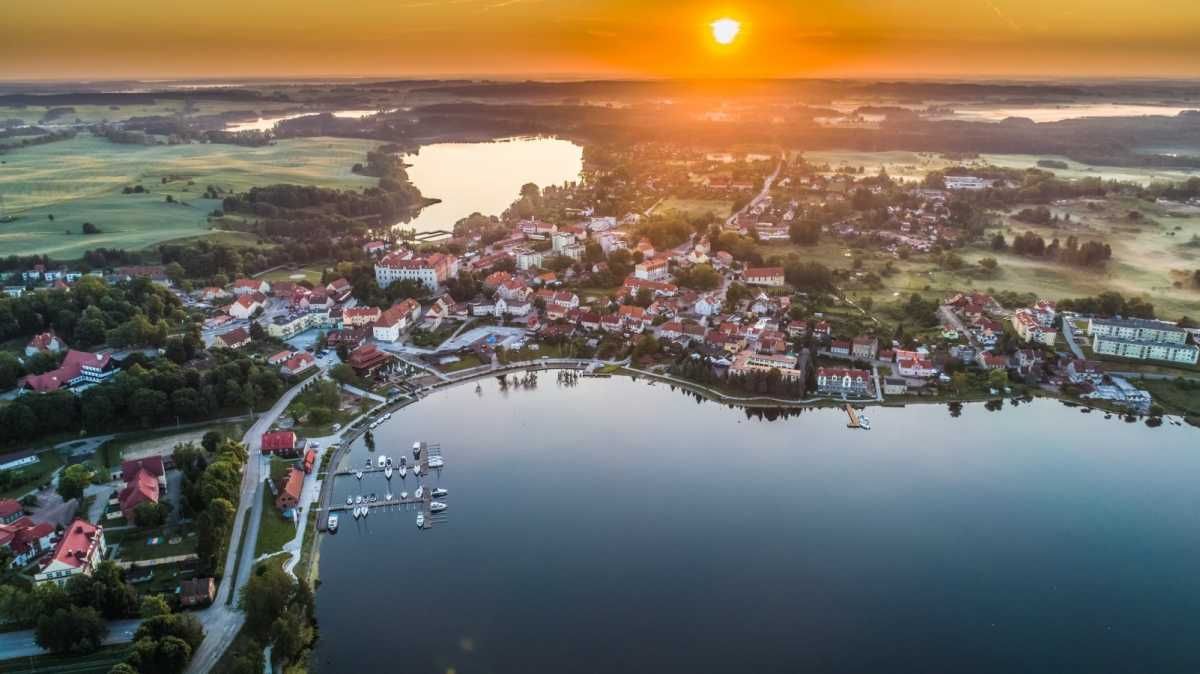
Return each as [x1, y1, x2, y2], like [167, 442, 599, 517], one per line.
[0, 133, 378, 258]
[260, 265, 329, 285]
[254, 487, 297, 557]
[799, 150, 1200, 186]
[658, 197, 734, 219]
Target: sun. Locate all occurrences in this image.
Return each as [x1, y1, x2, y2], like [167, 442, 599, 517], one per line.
[710, 18, 741, 45]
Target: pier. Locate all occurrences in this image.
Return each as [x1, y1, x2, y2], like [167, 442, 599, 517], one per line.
[845, 404, 863, 428]
[316, 441, 446, 532]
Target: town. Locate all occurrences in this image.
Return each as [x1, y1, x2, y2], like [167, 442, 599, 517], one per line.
[2, 117, 1200, 674]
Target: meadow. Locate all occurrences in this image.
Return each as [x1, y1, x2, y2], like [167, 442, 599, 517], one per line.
[658, 197, 734, 219]
[0, 133, 378, 258]
[799, 150, 1200, 186]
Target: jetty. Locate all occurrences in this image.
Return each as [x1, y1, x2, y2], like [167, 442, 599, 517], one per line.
[845, 404, 863, 428]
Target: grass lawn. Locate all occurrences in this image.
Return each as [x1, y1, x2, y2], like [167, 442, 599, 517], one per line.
[0, 133, 378, 258]
[658, 197, 734, 219]
[96, 421, 249, 469]
[109, 525, 198, 562]
[1134, 379, 1200, 417]
[254, 488, 297, 558]
[295, 508, 320, 585]
[260, 265, 328, 285]
[0, 452, 65, 500]
[0, 644, 132, 674]
[440, 353, 484, 372]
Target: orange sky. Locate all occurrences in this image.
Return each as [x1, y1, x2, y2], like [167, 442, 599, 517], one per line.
[5, 0, 1200, 79]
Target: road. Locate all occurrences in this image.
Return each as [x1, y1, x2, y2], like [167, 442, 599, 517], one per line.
[726, 152, 784, 227]
[185, 370, 325, 674]
[1061, 317, 1087, 360]
[0, 619, 142, 660]
[938, 305, 973, 346]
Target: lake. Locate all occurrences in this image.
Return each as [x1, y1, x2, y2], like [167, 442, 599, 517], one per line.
[395, 137, 583, 233]
[224, 109, 393, 132]
[313, 373, 1200, 674]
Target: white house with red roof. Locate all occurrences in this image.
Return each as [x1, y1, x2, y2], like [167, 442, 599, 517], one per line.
[282, 352, 317, 377]
[20, 350, 117, 393]
[744, 267, 786, 287]
[231, 278, 270, 296]
[35, 519, 105, 586]
[634, 258, 670, 282]
[373, 299, 422, 342]
[343, 306, 382, 327]
[0, 516, 55, 567]
[25, 332, 65, 357]
[229, 294, 263, 320]
[325, 278, 353, 303]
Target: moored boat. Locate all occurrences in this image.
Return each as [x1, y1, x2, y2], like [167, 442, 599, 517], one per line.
[384, 466, 393, 479]
[416, 513, 425, 528]
[328, 514, 339, 531]
[430, 501, 447, 513]
[431, 488, 448, 498]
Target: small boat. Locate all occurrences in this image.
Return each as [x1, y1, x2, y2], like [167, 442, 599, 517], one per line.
[365, 458, 372, 467]
[427, 456, 444, 468]
[351, 507, 360, 520]
[858, 414, 871, 431]
[384, 466, 393, 479]
[327, 514, 339, 531]
[355, 495, 363, 504]
[377, 456, 387, 468]
[430, 501, 447, 513]
[411, 465, 421, 477]
[385, 456, 393, 467]
[369, 493, 377, 502]
[361, 505, 368, 518]
[355, 471, 364, 480]
[384, 412, 392, 420]
[400, 491, 408, 500]
[416, 513, 425, 528]
[412, 441, 423, 458]
[386, 492, 394, 501]
[431, 488, 448, 498]
[399, 456, 407, 466]
[415, 486, 424, 499]
[398, 465, 407, 478]
[345, 496, 353, 506]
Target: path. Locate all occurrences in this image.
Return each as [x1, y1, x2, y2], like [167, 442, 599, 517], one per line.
[1061, 318, 1087, 360]
[185, 370, 327, 674]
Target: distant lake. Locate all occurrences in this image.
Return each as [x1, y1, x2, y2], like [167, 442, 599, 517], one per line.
[223, 109, 392, 132]
[313, 374, 1200, 674]
[395, 137, 583, 233]
[946, 103, 1199, 123]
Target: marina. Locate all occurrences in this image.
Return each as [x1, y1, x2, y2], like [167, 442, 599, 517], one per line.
[317, 440, 449, 532]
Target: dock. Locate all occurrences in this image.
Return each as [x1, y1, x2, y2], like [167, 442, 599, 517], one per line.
[316, 441, 446, 532]
[845, 404, 862, 428]
[326, 489, 434, 513]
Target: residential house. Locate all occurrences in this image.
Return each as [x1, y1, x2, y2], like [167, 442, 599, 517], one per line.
[275, 466, 305, 512]
[231, 278, 269, 296]
[744, 267, 786, 287]
[25, 332, 65, 357]
[830, 340, 851, 358]
[343, 306, 382, 328]
[282, 352, 316, 377]
[730, 350, 805, 381]
[0, 500, 23, 525]
[851, 336, 879, 361]
[635, 258, 670, 282]
[976, 352, 1009, 370]
[325, 278, 353, 303]
[214, 328, 251, 350]
[0, 517, 55, 567]
[1065, 359, 1105, 385]
[1012, 308, 1057, 346]
[373, 299, 422, 342]
[179, 578, 216, 607]
[883, 377, 909, 396]
[261, 430, 300, 457]
[35, 519, 105, 586]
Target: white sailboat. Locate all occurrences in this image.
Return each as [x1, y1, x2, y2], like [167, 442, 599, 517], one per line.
[431, 488, 448, 498]
[384, 466, 393, 479]
[398, 465, 407, 478]
[416, 513, 425, 528]
[415, 485, 424, 499]
[430, 501, 447, 513]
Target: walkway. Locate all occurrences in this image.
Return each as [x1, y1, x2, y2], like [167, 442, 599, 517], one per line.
[726, 152, 783, 227]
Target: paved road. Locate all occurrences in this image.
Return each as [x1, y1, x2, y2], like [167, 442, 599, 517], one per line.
[0, 619, 142, 660]
[1061, 318, 1087, 360]
[726, 153, 784, 227]
[185, 371, 326, 674]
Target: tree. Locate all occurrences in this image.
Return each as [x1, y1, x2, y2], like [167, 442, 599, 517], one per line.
[140, 594, 172, 619]
[58, 464, 93, 501]
[67, 561, 138, 619]
[127, 635, 193, 674]
[988, 368, 1009, 389]
[134, 613, 205, 651]
[81, 222, 102, 235]
[240, 562, 295, 640]
[35, 606, 107, 654]
[788, 220, 820, 246]
[133, 501, 167, 528]
[979, 257, 999, 273]
[950, 371, 970, 394]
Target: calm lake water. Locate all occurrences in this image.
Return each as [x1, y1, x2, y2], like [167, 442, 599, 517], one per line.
[313, 373, 1200, 673]
[946, 103, 1199, 123]
[224, 109, 392, 132]
[395, 137, 583, 233]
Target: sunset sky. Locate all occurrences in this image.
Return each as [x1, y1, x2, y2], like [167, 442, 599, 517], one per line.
[5, 0, 1200, 80]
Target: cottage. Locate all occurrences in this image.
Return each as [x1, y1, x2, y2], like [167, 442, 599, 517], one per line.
[282, 352, 317, 377]
[261, 430, 300, 457]
[179, 578, 216, 607]
[275, 466, 305, 512]
[231, 279, 269, 296]
[214, 327, 251, 350]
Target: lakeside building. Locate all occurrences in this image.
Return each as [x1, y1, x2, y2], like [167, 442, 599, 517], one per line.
[375, 252, 458, 291]
[1012, 308, 1058, 346]
[816, 367, 873, 397]
[729, 351, 806, 382]
[1087, 317, 1198, 365]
